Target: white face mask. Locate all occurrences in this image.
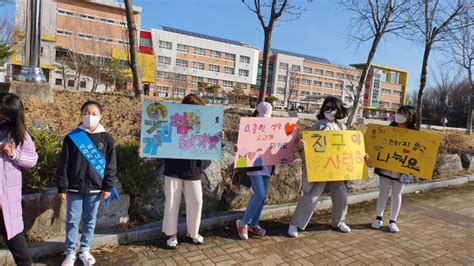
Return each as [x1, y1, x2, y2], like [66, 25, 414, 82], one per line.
[82, 115, 100, 129]
[394, 113, 407, 124]
[324, 111, 337, 121]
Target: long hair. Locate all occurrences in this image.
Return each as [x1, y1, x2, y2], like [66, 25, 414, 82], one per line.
[182, 94, 205, 105]
[316, 96, 348, 120]
[0, 93, 27, 146]
[396, 105, 418, 130]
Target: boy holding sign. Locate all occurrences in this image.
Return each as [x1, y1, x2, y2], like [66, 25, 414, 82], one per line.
[288, 97, 369, 238]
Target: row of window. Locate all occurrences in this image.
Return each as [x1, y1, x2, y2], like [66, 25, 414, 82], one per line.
[277, 75, 347, 89]
[158, 56, 250, 77]
[156, 71, 248, 88]
[279, 62, 358, 80]
[57, 8, 127, 27]
[381, 88, 403, 96]
[56, 29, 128, 45]
[379, 101, 401, 109]
[158, 41, 252, 63]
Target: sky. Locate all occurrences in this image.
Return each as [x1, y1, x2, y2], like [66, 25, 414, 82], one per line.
[1, 0, 456, 94]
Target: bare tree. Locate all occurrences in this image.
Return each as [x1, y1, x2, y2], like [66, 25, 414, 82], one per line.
[446, 9, 473, 134]
[242, 0, 311, 104]
[286, 70, 301, 109]
[123, 0, 142, 99]
[407, 0, 471, 128]
[168, 72, 192, 100]
[0, 14, 14, 64]
[340, 0, 411, 126]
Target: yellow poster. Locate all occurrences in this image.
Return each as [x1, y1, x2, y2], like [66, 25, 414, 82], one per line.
[302, 131, 368, 182]
[365, 124, 441, 180]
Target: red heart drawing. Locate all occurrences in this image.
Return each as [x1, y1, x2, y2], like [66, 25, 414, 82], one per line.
[402, 148, 411, 154]
[285, 123, 297, 136]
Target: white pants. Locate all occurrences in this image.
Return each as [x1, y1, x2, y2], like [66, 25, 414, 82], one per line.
[376, 176, 405, 221]
[162, 176, 203, 238]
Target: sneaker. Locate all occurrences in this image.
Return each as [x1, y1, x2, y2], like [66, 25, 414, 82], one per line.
[288, 224, 299, 238]
[61, 253, 76, 266]
[248, 225, 266, 236]
[388, 222, 400, 233]
[371, 219, 383, 229]
[78, 251, 96, 266]
[236, 219, 248, 240]
[186, 233, 205, 245]
[166, 237, 178, 249]
[338, 222, 351, 233]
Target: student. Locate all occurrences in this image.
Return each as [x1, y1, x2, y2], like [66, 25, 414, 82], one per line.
[162, 94, 224, 249]
[288, 96, 368, 237]
[371, 105, 417, 233]
[57, 101, 117, 266]
[235, 102, 275, 240]
[0, 93, 38, 266]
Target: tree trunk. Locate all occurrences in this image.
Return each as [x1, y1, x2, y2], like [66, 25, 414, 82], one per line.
[346, 34, 382, 126]
[416, 41, 433, 129]
[466, 66, 473, 134]
[258, 28, 272, 104]
[124, 0, 142, 100]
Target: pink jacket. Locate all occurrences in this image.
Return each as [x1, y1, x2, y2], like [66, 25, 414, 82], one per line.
[0, 132, 38, 240]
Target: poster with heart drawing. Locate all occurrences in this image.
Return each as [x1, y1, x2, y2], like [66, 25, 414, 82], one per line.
[234, 117, 299, 168]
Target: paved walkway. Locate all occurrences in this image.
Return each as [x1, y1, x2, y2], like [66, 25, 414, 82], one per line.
[36, 182, 474, 265]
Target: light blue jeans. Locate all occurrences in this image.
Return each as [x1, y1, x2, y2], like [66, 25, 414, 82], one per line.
[242, 175, 271, 226]
[65, 193, 101, 253]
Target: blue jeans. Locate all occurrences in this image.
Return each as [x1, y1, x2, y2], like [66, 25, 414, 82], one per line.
[242, 175, 270, 226]
[65, 193, 101, 253]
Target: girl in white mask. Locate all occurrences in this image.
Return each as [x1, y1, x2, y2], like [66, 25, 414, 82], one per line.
[371, 106, 417, 233]
[288, 97, 369, 237]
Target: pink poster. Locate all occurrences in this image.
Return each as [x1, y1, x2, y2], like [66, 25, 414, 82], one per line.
[234, 117, 299, 168]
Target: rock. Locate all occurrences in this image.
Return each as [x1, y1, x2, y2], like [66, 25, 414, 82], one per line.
[96, 194, 130, 229]
[8, 80, 53, 104]
[435, 154, 463, 176]
[460, 153, 474, 170]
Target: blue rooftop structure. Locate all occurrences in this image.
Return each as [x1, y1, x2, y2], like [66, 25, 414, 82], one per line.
[161, 26, 244, 46]
[271, 49, 331, 65]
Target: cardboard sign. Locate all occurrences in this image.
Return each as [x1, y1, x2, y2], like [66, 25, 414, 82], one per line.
[365, 124, 441, 180]
[234, 117, 299, 168]
[140, 101, 224, 160]
[302, 130, 368, 182]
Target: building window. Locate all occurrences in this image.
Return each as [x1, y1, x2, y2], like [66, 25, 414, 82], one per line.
[291, 65, 301, 72]
[176, 88, 186, 98]
[277, 88, 286, 95]
[156, 86, 169, 95]
[224, 53, 236, 61]
[382, 88, 391, 95]
[193, 62, 205, 70]
[194, 47, 205, 55]
[176, 59, 188, 68]
[159, 40, 172, 50]
[302, 79, 311, 85]
[240, 56, 251, 64]
[210, 50, 221, 58]
[313, 80, 322, 87]
[176, 74, 187, 81]
[240, 83, 247, 89]
[324, 82, 333, 88]
[326, 71, 334, 77]
[239, 69, 249, 77]
[55, 78, 62, 86]
[347, 74, 355, 80]
[335, 84, 343, 90]
[303, 67, 312, 74]
[209, 64, 220, 72]
[208, 78, 218, 85]
[157, 71, 169, 80]
[337, 73, 344, 79]
[392, 103, 401, 109]
[278, 75, 287, 81]
[224, 67, 235, 74]
[177, 44, 189, 52]
[80, 81, 87, 88]
[279, 62, 288, 70]
[301, 91, 310, 97]
[192, 76, 203, 83]
[158, 56, 171, 65]
[315, 69, 323, 75]
[393, 91, 402, 96]
[67, 80, 75, 87]
[223, 80, 233, 88]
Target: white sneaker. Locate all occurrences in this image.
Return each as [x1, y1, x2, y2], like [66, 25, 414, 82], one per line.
[371, 219, 383, 229]
[78, 251, 96, 266]
[61, 253, 76, 266]
[288, 224, 299, 238]
[166, 237, 178, 249]
[338, 222, 351, 233]
[388, 222, 400, 233]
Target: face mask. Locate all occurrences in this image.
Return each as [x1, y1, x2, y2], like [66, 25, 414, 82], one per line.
[324, 111, 337, 121]
[82, 115, 100, 129]
[394, 114, 407, 124]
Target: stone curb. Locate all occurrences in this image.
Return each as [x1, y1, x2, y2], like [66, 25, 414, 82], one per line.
[1, 174, 472, 262]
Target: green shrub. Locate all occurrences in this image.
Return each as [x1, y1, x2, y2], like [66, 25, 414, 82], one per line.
[23, 129, 62, 192]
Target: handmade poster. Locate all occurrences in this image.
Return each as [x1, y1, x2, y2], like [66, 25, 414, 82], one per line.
[140, 101, 224, 160]
[365, 124, 441, 180]
[234, 117, 299, 168]
[302, 131, 368, 182]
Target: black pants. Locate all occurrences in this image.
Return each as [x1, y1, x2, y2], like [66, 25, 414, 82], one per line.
[0, 211, 32, 266]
